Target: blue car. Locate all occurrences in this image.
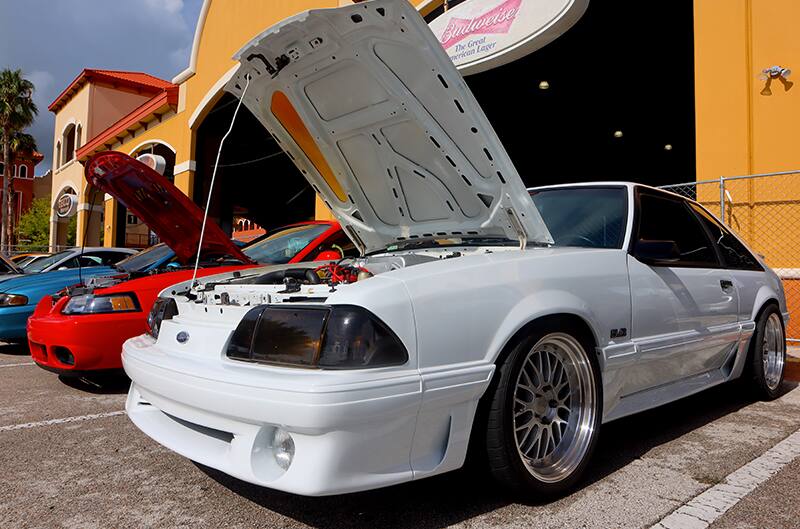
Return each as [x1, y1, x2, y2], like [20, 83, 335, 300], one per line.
[0, 247, 135, 340]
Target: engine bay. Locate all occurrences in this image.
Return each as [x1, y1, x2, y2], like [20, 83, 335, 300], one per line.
[188, 246, 510, 307]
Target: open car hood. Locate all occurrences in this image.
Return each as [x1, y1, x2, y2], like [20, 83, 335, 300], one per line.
[225, 0, 552, 254]
[85, 152, 252, 264]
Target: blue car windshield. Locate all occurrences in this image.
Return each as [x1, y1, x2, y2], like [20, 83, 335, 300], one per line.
[115, 243, 175, 273]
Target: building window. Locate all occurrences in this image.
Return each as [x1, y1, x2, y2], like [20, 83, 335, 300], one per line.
[18, 165, 28, 178]
[127, 214, 139, 225]
[76, 124, 82, 149]
[63, 124, 76, 164]
[55, 142, 61, 169]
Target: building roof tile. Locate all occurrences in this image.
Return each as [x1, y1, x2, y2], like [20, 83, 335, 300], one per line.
[49, 69, 175, 113]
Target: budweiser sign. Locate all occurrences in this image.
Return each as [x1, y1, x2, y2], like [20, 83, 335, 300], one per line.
[439, 0, 522, 50]
[429, 0, 590, 76]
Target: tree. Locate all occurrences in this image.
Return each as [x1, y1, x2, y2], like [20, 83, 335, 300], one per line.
[15, 197, 49, 251]
[3, 131, 37, 155]
[16, 197, 76, 251]
[0, 69, 38, 253]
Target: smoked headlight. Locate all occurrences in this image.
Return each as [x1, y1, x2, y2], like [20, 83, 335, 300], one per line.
[226, 305, 408, 369]
[62, 293, 140, 315]
[0, 294, 28, 306]
[147, 297, 178, 339]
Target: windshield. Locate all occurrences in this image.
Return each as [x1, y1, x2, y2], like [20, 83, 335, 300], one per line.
[24, 250, 72, 272]
[243, 224, 330, 264]
[529, 187, 627, 249]
[115, 243, 175, 273]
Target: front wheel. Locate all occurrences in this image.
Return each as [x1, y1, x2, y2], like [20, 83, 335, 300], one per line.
[745, 305, 786, 400]
[484, 324, 601, 497]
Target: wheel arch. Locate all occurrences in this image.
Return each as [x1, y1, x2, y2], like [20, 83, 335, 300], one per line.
[490, 313, 600, 371]
[464, 311, 603, 473]
[750, 285, 784, 324]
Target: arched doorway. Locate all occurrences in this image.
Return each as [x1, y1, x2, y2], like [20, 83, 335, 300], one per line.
[51, 185, 78, 250]
[193, 93, 314, 236]
[120, 141, 178, 247]
[130, 141, 176, 182]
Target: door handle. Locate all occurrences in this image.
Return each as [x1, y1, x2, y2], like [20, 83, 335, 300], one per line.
[720, 279, 733, 291]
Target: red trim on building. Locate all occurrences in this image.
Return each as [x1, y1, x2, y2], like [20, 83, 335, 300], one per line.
[76, 87, 179, 160]
[48, 69, 175, 113]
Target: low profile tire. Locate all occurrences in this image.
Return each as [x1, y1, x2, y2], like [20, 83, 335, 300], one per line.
[745, 305, 786, 400]
[484, 321, 602, 497]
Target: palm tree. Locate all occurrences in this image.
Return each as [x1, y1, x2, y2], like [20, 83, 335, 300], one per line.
[2, 131, 37, 156]
[0, 69, 38, 253]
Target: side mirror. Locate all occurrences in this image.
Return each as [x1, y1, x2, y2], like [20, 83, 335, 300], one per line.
[634, 239, 680, 265]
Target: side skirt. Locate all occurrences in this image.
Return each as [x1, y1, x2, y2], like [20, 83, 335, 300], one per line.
[602, 325, 755, 423]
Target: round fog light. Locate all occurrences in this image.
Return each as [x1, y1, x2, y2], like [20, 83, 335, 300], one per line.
[272, 428, 295, 471]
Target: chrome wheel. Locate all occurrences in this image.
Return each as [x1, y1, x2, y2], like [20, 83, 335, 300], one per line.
[762, 313, 785, 391]
[512, 333, 596, 483]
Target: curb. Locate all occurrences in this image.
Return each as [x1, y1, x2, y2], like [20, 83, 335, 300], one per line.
[786, 355, 800, 382]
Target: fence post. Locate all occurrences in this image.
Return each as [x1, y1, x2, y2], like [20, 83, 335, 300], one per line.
[719, 175, 726, 224]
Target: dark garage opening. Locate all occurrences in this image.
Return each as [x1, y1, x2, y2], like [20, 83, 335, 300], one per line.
[193, 94, 315, 235]
[451, 0, 696, 188]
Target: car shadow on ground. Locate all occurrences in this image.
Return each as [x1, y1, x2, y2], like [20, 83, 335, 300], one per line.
[58, 374, 131, 395]
[0, 340, 31, 356]
[197, 380, 797, 529]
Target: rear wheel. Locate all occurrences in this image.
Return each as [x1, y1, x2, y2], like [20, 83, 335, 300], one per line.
[485, 323, 601, 496]
[745, 305, 785, 400]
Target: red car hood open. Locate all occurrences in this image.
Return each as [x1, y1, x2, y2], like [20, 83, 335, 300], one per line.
[85, 151, 251, 264]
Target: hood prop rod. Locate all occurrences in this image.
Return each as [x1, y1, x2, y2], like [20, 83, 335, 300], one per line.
[190, 73, 252, 292]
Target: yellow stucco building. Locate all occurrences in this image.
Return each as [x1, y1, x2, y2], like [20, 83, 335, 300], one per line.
[50, 0, 800, 254]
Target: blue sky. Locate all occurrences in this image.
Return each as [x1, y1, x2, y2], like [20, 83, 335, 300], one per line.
[0, 0, 205, 174]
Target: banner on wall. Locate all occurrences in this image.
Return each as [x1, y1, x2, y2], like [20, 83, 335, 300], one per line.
[428, 0, 590, 75]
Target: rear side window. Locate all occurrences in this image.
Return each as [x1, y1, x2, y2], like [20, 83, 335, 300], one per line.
[690, 204, 762, 271]
[636, 193, 719, 267]
[82, 251, 128, 266]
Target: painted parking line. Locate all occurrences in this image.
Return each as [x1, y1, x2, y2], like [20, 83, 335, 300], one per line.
[0, 410, 126, 433]
[652, 428, 800, 529]
[0, 362, 35, 368]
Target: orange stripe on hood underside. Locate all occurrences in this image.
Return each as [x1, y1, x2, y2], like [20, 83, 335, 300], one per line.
[270, 90, 346, 202]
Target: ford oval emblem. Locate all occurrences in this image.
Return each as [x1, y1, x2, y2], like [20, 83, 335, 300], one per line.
[176, 331, 190, 344]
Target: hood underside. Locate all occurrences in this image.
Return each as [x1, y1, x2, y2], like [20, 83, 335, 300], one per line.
[85, 152, 251, 264]
[226, 0, 552, 254]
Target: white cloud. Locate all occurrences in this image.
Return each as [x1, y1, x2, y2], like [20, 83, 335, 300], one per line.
[144, 0, 184, 15]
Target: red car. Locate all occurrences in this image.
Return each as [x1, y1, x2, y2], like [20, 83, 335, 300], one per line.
[28, 152, 349, 376]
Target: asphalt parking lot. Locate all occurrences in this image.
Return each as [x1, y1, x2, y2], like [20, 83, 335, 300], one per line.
[2, 343, 800, 529]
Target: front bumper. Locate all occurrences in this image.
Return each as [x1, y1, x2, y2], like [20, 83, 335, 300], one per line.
[123, 334, 427, 496]
[0, 304, 36, 340]
[27, 296, 145, 372]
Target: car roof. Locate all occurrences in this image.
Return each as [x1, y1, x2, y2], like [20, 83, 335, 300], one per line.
[527, 182, 693, 203]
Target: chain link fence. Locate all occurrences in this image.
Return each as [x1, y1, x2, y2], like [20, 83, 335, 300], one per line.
[660, 170, 800, 342]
